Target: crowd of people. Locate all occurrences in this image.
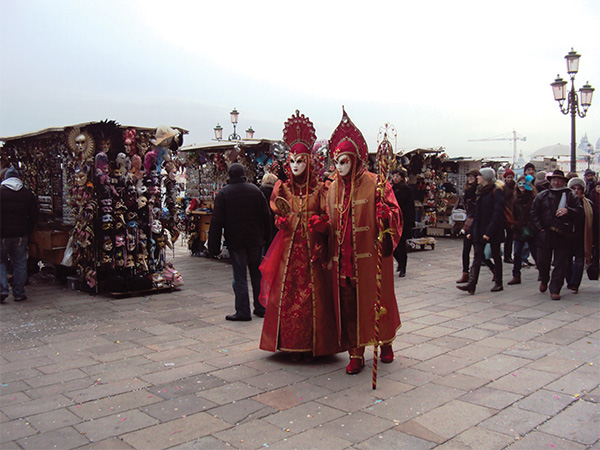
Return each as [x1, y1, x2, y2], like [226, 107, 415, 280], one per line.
[206, 114, 599, 375]
[456, 163, 599, 301]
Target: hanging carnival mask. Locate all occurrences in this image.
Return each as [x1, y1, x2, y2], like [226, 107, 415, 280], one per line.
[115, 234, 126, 247]
[137, 253, 148, 271]
[114, 201, 126, 213]
[67, 127, 95, 161]
[151, 219, 163, 234]
[164, 161, 177, 181]
[115, 251, 125, 267]
[137, 196, 148, 209]
[103, 236, 113, 252]
[127, 235, 137, 252]
[71, 162, 91, 187]
[101, 252, 113, 265]
[126, 254, 135, 268]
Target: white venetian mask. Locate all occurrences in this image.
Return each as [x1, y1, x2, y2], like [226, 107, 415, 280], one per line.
[335, 154, 353, 177]
[289, 154, 307, 177]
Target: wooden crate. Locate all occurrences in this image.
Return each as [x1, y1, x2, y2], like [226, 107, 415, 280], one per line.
[427, 227, 445, 236]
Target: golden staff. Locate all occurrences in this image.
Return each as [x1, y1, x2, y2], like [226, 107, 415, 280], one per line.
[372, 132, 394, 390]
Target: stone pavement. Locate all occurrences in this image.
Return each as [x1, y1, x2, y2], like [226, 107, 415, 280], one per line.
[0, 238, 598, 450]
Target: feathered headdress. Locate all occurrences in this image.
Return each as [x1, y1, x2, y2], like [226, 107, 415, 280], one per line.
[282, 110, 317, 156]
[329, 106, 368, 163]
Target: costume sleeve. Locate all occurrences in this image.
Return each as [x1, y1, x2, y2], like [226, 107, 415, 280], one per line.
[207, 192, 224, 256]
[270, 180, 285, 216]
[383, 181, 402, 248]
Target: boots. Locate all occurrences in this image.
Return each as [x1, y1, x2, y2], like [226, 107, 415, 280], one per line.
[380, 345, 394, 363]
[507, 275, 521, 285]
[491, 284, 503, 292]
[457, 283, 475, 295]
[456, 272, 469, 283]
[346, 356, 364, 374]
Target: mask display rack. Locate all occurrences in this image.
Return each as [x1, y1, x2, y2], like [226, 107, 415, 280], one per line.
[0, 121, 188, 296]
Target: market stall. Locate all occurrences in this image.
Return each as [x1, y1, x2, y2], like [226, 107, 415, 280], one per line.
[395, 148, 463, 238]
[178, 139, 284, 255]
[1, 121, 188, 295]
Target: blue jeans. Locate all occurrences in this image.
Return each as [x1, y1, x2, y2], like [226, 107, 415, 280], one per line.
[1, 236, 28, 299]
[513, 239, 537, 276]
[229, 246, 263, 317]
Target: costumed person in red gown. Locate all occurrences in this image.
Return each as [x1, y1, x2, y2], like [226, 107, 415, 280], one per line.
[326, 107, 402, 374]
[259, 110, 340, 360]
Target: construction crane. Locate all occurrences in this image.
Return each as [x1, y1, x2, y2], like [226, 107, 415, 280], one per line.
[469, 129, 526, 166]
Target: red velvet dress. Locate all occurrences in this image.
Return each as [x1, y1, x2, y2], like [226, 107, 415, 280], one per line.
[259, 178, 340, 356]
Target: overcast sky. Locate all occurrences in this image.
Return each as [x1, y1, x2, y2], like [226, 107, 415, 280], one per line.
[1, 0, 599, 161]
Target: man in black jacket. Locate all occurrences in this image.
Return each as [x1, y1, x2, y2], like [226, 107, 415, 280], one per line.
[530, 169, 582, 300]
[208, 163, 271, 321]
[1, 166, 39, 302]
[391, 168, 415, 277]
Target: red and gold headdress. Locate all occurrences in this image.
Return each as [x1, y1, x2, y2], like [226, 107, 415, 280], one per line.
[329, 106, 368, 163]
[283, 110, 316, 156]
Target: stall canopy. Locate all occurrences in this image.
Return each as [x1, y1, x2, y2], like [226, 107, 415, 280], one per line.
[1, 122, 188, 144]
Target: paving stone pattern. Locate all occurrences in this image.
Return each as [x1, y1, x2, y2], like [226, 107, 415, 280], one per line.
[0, 238, 598, 449]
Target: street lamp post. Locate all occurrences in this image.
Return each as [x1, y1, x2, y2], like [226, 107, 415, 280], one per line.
[213, 108, 254, 141]
[228, 108, 240, 141]
[550, 48, 595, 173]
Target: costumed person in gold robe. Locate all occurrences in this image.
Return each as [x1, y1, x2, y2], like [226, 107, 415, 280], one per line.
[259, 110, 340, 360]
[326, 107, 402, 374]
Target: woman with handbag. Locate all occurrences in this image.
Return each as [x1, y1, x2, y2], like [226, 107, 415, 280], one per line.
[457, 168, 505, 294]
[507, 175, 537, 285]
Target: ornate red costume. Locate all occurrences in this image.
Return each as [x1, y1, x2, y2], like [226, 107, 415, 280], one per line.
[326, 108, 402, 374]
[259, 111, 340, 357]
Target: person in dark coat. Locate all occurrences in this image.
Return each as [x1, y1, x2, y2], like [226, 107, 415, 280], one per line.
[1, 166, 39, 302]
[457, 167, 505, 294]
[501, 169, 516, 263]
[208, 163, 271, 320]
[534, 171, 549, 192]
[530, 169, 582, 300]
[456, 170, 479, 284]
[507, 174, 537, 285]
[391, 168, 415, 277]
[565, 178, 593, 292]
[584, 169, 596, 197]
[586, 181, 599, 280]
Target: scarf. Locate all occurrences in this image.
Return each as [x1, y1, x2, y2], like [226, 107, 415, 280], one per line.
[475, 182, 494, 198]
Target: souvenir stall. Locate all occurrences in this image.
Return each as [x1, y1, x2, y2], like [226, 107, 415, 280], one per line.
[178, 139, 284, 255]
[0, 121, 188, 295]
[396, 148, 461, 238]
